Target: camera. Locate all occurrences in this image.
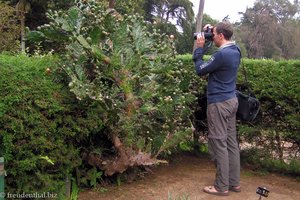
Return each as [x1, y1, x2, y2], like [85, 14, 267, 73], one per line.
[193, 26, 214, 41]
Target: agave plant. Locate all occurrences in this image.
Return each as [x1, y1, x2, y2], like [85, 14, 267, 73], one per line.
[28, 0, 196, 176]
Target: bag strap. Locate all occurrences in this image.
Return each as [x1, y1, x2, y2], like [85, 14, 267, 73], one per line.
[237, 47, 252, 95]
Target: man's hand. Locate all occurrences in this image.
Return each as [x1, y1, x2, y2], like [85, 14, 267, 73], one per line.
[196, 32, 205, 48]
[203, 24, 213, 31]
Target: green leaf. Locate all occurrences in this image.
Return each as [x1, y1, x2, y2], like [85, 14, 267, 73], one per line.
[89, 27, 103, 45]
[26, 31, 45, 42]
[39, 156, 55, 165]
[77, 35, 90, 49]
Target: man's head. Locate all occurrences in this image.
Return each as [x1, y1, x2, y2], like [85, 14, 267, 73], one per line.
[213, 21, 233, 47]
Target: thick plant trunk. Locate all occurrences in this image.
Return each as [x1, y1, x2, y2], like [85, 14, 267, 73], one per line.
[84, 66, 160, 176]
[109, 0, 115, 8]
[20, 14, 25, 53]
[85, 133, 157, 176]
[102, 134, 157, 176]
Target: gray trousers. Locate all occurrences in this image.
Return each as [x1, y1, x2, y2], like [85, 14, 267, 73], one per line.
[207, 97, 240, 192]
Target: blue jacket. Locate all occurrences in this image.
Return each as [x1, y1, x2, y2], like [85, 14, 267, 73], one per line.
[193, 43, 241, 104]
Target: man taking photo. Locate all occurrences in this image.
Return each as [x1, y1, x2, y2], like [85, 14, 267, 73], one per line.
[193, 21, 241, 196]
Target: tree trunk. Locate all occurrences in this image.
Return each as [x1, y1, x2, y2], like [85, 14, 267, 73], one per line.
[20, 14, 25, 53]
[193, 0, 205, 52]
[16, 0, 31, 53]
[109, 0, 115, 8]
[91, 56, 158, 176]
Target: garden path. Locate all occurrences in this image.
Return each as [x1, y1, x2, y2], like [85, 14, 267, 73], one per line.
[79, 152, 300, 200]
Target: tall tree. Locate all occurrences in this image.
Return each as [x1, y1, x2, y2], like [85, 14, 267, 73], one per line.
[16, 0, 31, 53]
[114, 0, 145, 15]
[143, 0, 194, 54]
[143, 0, 194, 27]
[3, 0, 75, 29]
[193, 0, 205, 51]
[0, 2, 21, 52]
[2, 0, 74, 52]
[239, 0, 300, 59]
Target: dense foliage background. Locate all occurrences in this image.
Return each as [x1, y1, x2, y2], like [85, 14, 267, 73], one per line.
[1, 0, 300, 58]
[1, 53, 299, 196]
[0, 0, 299, 198]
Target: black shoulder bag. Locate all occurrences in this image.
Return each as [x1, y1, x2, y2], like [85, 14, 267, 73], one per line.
[236, 60, 260, 122]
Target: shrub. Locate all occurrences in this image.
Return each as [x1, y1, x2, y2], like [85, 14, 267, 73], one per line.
[0, 54, 299, 193]
[237, 59, 300, 162]
[1, 1, 299, 194]
[28, 0, 200, 176]
[241, 148, 300, 176]
[0, 54, 106, 194]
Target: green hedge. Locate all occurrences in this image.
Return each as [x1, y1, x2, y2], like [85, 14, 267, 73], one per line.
[239, 59, 300, 128]
[183, 55, 300, 138]
[237, 59, 300, 151]
[237, 59, 300, 174]
[179, 55, 300, 173]
[0, 54, 106, 195]
[0, 54, 299, 194]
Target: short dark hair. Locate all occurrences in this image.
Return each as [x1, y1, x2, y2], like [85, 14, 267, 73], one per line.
[215, 21, 233, 40]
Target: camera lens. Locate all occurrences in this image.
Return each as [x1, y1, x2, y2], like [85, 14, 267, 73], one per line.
[193, 32, 214, 41]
